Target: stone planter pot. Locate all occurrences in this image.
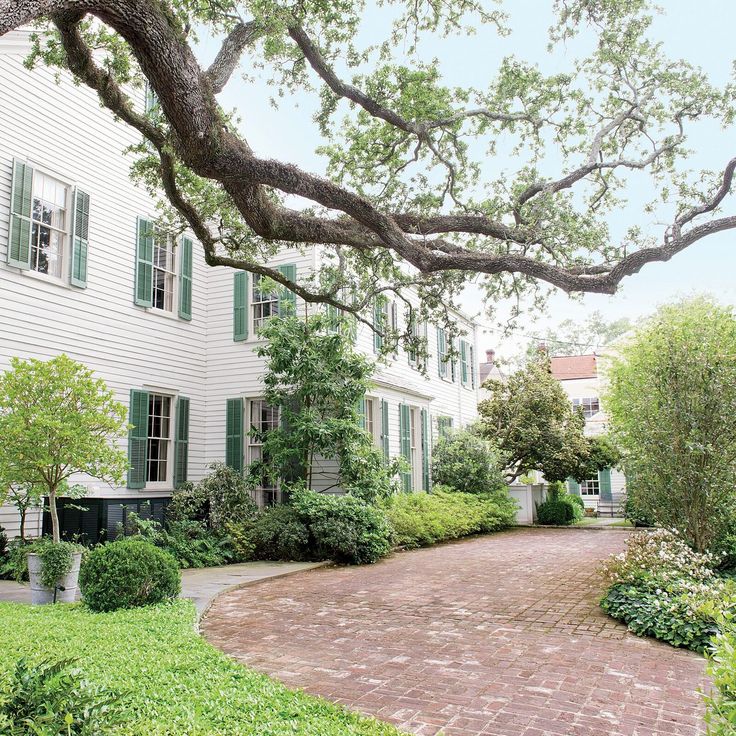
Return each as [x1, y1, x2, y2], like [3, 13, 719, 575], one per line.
[27, 551, 82, 605]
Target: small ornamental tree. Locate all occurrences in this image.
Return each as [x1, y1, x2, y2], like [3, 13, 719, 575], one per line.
[254, 313, 396, 502]
[478, 357, 611, 483]
[606, 298, 736, 552]
[0, 355, 128, 543]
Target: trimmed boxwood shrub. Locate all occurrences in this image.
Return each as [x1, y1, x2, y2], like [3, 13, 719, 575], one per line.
[536, 499, 576, 525]
[237, 505, 312, 562]
[79, 539, 180, 612]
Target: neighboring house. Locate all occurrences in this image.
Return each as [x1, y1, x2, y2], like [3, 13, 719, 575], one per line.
[549, 354, 626, 511]
[0, 30, 480, 541]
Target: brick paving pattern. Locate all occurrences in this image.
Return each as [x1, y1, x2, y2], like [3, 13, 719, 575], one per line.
[202, 528, 709, 735]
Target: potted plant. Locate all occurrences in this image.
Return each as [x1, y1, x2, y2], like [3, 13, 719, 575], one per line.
[0, 355, 128, 604]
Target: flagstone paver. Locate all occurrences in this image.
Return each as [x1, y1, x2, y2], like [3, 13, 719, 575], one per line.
[202, 528, 710, 736]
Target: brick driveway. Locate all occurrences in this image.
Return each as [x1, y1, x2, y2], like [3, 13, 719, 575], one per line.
[202, 528, 709, 736]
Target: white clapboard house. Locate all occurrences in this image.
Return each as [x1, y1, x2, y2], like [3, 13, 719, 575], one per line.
[549, 354, 627, 513]
[0, 29, 480, 541]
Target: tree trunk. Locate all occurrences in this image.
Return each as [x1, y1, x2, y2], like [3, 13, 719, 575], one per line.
[48, 489, 60, 543]
[18, 506, 26, 543]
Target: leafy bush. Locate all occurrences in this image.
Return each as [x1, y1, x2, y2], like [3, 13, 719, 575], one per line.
[536, 482, 583, 525]
[381, 488, 516, 549]
[79, 539, 180, 613]
[231, 490, 393, 565]
[234, 505, 311, 562]
[599, 529, 729, 652]
[0, 527, 7, 560]
[601, 583, 720, 653]
[623, 493, 654, 527]
[124, 512, 237, 569]
[167, 462, 258, 530]
[430, 429, 505, 495]
[600, 529, 719, 588]
[536, 499, 576, 525]
[292, 490, 392, 564]
[704, 609, 736, 735]
[0, 541, 29, 582]
[0, 657, 128, 735]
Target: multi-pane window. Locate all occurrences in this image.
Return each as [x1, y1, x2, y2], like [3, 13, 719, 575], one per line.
[248, 399, 280, 505]
[152, 234, 176, 311]
[252, 274, 280, 331]
[572, 397, 601, 419]
[31, 171, 68, 278]
[580, 477, 600, 495]
[408, 319, 428, 369]
[146, 393, 172, 484]
[364, 397, 375, 437]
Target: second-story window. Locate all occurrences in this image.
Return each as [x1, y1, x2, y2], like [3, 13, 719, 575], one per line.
[573, 397, 600, 419]
[152, 235, 176, 311]
[252, 274, 280, 331]
[31, 171, 68, 278]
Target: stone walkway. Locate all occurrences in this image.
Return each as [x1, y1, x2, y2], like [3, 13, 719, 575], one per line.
[0, 560, 325, 616]
[203, 528, 709, 736]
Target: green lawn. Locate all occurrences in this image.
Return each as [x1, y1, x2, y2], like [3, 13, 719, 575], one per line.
[0, 601, 401, 736]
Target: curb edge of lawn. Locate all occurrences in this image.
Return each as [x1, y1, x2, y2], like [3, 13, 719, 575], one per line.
[196, 561, 332, 626]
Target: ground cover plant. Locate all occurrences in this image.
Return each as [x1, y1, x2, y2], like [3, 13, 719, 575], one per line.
[600, 529, 732, 652]
[704, 607, 736, 735]
[0, 601, 401, 736]
[381, 488, 516, 549]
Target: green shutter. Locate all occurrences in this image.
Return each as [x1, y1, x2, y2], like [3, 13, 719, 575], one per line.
[399, 404, 412, 492]
[278, 264, 297, 315]
[373, 296, 386, 352]
[380, 399, 390, 462]
[127, 389, 149, 489]
[469, 344, 475, 388]
[437, 328, 447, 378]
[178, 236, 193, 320]
[599, 467, 613, 503]
[567, 477, 581, 496]
[69, 188, 90, 288]
[233, 271, 248, 341]
[420, 408, 430, 491]
[173, 396, 190, 488]
[450, 339, 457, 383]
[7, 159, 33, 270]
[225, 398, 244, 472]
[460, 340, 469, 386]
[134, 218, 154, 307]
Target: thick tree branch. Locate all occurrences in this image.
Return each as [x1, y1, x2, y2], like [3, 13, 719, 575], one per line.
[206, 20, 262, 93]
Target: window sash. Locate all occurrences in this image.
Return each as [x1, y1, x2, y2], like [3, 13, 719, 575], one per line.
[146, 393, 172, 485]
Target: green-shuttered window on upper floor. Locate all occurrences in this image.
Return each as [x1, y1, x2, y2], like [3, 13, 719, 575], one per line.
[135, 218, 193, 318]
[7, 159, 91, 287]
[233, 271, 249, 341]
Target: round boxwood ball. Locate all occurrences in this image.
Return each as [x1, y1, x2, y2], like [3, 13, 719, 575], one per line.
[79, 538, 181, 612]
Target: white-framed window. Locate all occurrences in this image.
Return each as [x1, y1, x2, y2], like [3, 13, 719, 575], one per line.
[252, 274, 280, 331]
[580, 477, 600, 495]
[146, 393, 173, 486]
[248, 398, 280, 505]
[573, 397, 600, 419]
[408, 318, 428, 369]
[31, 170, 70, 279]
[152, 234, 176, 312]
[364, 397, 375, 437]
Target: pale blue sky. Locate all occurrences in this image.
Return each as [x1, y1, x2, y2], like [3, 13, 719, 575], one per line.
[198, 2, 736, 357]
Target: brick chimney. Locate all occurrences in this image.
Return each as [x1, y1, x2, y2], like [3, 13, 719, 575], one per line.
[485, 349, 495, 366]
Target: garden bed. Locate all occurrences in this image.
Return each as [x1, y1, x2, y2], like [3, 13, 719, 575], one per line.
[0, 600, 401, 736]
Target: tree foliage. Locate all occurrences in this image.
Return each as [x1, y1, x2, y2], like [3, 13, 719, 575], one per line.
[605, 298, 736, 552]
[430, 428, 506, 495]
[0, 355, 128, 543]
[253, 313, 397, 501]
[2, 1, 735, 339]
[478, 357, 613, 482]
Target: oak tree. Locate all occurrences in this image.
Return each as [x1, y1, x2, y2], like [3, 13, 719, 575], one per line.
[1, 0, 734, 342]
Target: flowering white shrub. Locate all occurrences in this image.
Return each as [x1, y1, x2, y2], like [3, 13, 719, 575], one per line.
[600, 528, 719, 588]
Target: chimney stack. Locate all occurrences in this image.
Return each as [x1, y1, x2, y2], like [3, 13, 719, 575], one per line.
[485, 349, 495, 365]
